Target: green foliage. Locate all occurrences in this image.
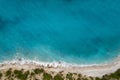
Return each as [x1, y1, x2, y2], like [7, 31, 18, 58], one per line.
[95, 69, 120, 80]
[43, 72, 52, 80]
[14, 70, 23, 75]
[14, 70, 29, 80]
[5, 69, 12, 77]
[0, 72, 2, 78]
[31, 72, 35, 76]
[78, 74, 82, 78]
[77, 78, 82, 80]
[95, 77, 101, 80]
[66, 73, 74, 80]
[89, 76, 94, 80]
[34, 68, 44, 74]
[1, 68, 120, 80]
[109, 69, 120, 79]
[54, 74, 64, 80]
[24, 70, 30, 77]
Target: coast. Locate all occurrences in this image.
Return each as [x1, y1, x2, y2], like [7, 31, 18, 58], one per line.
[0, 56, 120, 78]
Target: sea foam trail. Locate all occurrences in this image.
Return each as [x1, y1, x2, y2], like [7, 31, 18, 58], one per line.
[0, 56, 119, 68]
[0, 56, 120, 77]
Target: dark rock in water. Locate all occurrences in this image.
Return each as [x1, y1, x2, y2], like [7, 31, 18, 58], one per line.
[18, 58, 22, 61]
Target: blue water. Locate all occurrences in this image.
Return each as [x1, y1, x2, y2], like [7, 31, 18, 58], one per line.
[0, 0, 120, 64]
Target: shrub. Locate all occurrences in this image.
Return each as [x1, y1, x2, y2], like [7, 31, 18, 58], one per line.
[6, 69, 12, 77]
[31, 72, 35, 76]
[34, 68, 44, 74]
[77, 77, 83, 80]
[43, 72, 52, 80]
[14, 70, 23, 75]
[0, 72, 2, 78]
[66, 73, 74, 80]
[14, 70, 29, 80]
[54, 74, 64, 80]
[95, 77, 101, 80]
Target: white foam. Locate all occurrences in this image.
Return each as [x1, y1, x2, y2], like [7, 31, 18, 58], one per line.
[0, 57, 115, 68]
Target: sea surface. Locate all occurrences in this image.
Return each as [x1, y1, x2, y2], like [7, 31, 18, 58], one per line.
[0, 0, 120, 64]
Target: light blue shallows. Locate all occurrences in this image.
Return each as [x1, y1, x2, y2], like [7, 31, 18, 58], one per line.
[0, 0, 120, 64]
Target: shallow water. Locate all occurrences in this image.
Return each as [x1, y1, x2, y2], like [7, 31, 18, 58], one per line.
[0, 0, 120, 64]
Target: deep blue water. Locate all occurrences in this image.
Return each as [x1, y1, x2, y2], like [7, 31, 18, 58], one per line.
[0, 0, 120, 64]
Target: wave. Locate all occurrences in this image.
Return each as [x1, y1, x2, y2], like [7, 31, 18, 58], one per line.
[0, 55, 119, 68]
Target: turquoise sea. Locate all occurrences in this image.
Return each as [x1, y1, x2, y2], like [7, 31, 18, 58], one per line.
[0, 0, 120, 64]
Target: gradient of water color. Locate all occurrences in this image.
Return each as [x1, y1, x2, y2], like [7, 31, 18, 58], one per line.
[0, 0, 120, 64]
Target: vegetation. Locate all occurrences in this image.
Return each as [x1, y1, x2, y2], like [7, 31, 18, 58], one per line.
[43, 72, 52, 80]
[31, 72, 35, 76]
[5, 68, 12, 77]
[54, 74, 64, 80]
[0, 72, 2, 78]
[14, 70, 29, 80]
[101, 69, 120, 80]
[0, 68, 120, 80]
[66, 73, 74, 80]
[34, 68, 44, 74]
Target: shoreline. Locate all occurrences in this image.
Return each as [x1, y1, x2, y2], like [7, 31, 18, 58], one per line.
[0, 56, 120, 77]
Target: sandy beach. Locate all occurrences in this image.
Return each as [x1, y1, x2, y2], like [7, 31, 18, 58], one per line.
[0, 57, 120, 78]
